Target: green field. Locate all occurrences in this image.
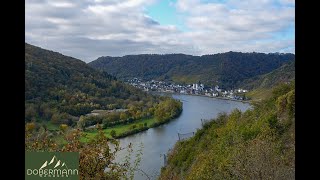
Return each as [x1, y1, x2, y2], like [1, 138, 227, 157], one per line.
[81, 117, 157, 142]
[246, 88, 273, 102]
[44, 121, 60, 131]
[39, 118, 158, 143]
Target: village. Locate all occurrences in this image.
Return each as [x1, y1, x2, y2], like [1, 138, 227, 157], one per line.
[126, 78, 249, 101]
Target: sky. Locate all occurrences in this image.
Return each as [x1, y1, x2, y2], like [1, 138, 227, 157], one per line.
[25, 0, 295, 63]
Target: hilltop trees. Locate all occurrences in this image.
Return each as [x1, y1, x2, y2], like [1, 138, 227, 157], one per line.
[25, 43, 169, 128]
[89, 52, 295, 89]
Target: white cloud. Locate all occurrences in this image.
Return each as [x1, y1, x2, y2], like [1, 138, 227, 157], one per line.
[25, 0, 295, 62]
[175, 0, 294, 55]
[49, 1, 76, 8]
[279, 0, 295, 5]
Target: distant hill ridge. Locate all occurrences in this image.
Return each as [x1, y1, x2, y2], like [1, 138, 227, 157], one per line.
[88, 52, 295, 89]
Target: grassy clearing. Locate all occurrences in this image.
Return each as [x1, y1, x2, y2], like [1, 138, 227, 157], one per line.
[39, 118, 158, 143]
[246, 88, 273, 102]
[42, 118, 160, 144]
[46, 121, 60, 131]
[38, 121, 60, 131]
[38, 121, 67, 144]
[81, 117, 157, 142]
[53, 135, 67, 145]
[39, 121, 60, 131]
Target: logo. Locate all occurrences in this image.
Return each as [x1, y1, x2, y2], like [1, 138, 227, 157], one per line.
[25, 152, 79, 180]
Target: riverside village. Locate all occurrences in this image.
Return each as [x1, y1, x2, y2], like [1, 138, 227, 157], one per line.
[126, 78, 249, 101]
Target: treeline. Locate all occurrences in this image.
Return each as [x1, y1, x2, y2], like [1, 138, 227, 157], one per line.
[159, 82, 295, 179]
[153, 98, 182, 124]
[25, 43, 163, 126]
[78, 97, 182, 136]
[89, 52, 295, 89]
[113, 97, 182, 138]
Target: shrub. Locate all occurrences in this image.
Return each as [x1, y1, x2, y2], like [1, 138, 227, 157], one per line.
[110, 130, 116, 138]
[59, 124, 68, 132]
[26, 122, 36, 132]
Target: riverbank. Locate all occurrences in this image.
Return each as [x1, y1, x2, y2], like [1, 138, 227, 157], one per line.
[81, 109, 182, 142]
[153, 91, 251, 104]
[113, 93, 251, 180]
[81, 117, 156, 142]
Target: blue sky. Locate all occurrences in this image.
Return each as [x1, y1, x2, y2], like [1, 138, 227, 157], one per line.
[25, 0, 295, 62]
[146, 0, 189, 31]
[146, 0, 294, 41]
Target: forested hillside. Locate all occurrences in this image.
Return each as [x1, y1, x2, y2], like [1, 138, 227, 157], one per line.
[242, 61, 295, 89]
[25, 43, 161, 125]
[89, 52, 295, 89]
[160, 82, 295, 179]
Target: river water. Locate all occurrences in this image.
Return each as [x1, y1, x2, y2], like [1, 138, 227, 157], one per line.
[115, 94, 251, 180]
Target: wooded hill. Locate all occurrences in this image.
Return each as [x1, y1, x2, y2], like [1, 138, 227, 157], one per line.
[242, 60, 295, 89]
[88, 52, 295, 89]
[25, 43, 161, 125]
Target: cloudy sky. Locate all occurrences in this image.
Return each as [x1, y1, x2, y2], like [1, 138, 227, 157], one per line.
[26, 0, 295, 63]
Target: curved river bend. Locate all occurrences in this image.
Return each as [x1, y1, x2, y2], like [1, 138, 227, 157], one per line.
[116, 94, 251, 180]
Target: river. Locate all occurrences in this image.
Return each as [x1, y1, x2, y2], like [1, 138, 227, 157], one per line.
[115, 94, 251, 180]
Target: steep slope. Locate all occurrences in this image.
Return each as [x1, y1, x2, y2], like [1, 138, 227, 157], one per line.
[88, 52, 295, 89]
[241, 60, 295, 89]
[25, 43, 159, 123]
[160, 82, 295, 179]
[242, 61, 295, 102]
